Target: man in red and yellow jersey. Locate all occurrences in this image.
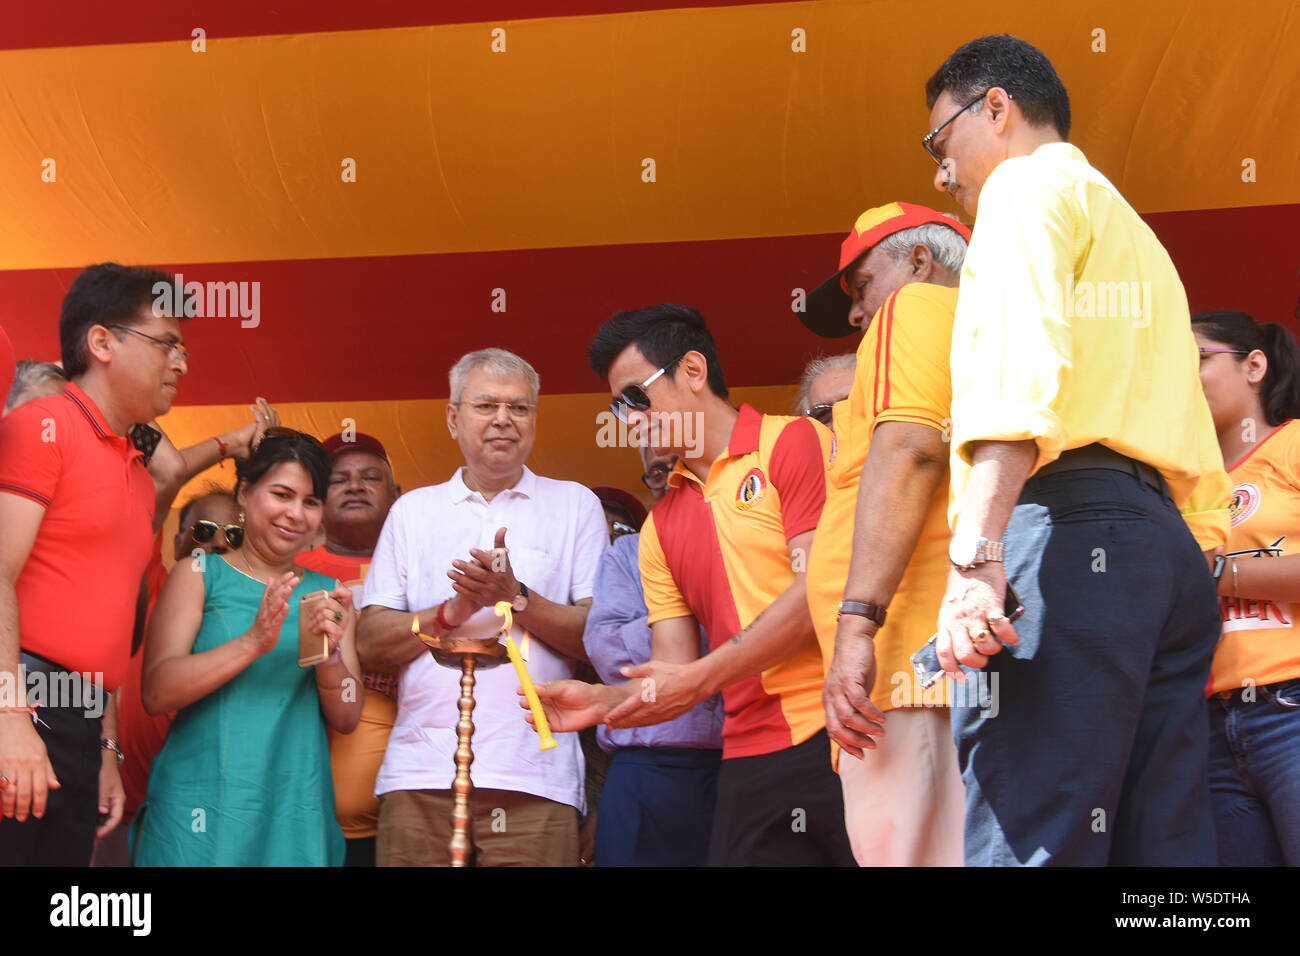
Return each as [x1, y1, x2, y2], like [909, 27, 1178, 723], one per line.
[532, 303, 854, 865]
[298, 431, 401, 868]
[798, 202, 971, 866]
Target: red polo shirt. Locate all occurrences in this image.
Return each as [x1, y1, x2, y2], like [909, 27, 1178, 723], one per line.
[0, 381, 155, 691]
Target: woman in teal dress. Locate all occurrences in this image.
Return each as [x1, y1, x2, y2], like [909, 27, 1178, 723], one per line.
[132, 430, 364, 866]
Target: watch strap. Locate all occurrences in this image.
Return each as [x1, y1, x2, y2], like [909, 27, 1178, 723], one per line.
[838, 600, 887, 626]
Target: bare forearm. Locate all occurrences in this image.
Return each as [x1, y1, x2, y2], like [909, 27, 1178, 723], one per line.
[358, 606, 436, 668]
[954, 440, 1038, 538]
[517, 596, 590, 662]
[1219, 552, 1300, 604]
[0, 582, 24, 707]
[844, 444, 947, 606]
[692, 581, 814, 698]
[315, 658, 364, 732]
[143, 635, 262, 714]
[101, 692, 118, 739]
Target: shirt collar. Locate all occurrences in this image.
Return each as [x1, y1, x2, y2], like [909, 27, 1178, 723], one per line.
[63, 381, 115, 439]
[1033, 141, 1087, 165]
[664, 403, 762, 491]
[450, 464, 536, 503]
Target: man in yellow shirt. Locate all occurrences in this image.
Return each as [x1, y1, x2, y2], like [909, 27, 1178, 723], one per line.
[800, 203, 973, 866]
[922, 34, 1231, 865]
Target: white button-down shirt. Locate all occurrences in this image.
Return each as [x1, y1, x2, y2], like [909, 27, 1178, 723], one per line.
[362, 465, 608, 811]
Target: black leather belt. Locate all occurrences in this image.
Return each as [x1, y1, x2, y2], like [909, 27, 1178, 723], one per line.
[1034, 443, 1164, 493]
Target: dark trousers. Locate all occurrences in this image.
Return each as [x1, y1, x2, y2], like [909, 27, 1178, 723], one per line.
[594, 746, 720, 867]
[0, 660, 103, 866]
[953, 468, 1220, 866]
[708, 729, 855, 867]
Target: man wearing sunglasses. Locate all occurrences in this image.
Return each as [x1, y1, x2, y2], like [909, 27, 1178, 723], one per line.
[533, 304, 853, 866]
[796, 202, 970, 867]
[923, 35, 1231, 866]
[793, 354, 856, 428]
[0, 263, 189, 865]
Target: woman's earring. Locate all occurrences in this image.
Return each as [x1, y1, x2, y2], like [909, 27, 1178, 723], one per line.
[238, 512, 245, 525]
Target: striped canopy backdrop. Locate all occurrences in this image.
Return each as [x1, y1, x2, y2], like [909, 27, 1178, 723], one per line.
[2, 0, 1298, 539]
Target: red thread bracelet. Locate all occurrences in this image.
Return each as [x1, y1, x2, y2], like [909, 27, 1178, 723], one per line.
[214, 435, 229, 459]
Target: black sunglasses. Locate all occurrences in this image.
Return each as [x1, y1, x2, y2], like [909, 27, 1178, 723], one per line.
[191, 520, 245, 549]
[610, 355, 686, 424]
[804, 404, 835, 427]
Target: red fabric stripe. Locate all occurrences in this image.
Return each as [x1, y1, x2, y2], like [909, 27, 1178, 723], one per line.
[880, 290, 897, 412]
[0, 0, 799, 52]
[2, 204, 1295, 405]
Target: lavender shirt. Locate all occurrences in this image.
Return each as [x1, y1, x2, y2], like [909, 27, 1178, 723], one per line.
[583, 534, 724, 754]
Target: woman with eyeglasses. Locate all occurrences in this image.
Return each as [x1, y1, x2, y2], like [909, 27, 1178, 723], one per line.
[1192, 310, 1300, 865]
[131, 430, 363, 866]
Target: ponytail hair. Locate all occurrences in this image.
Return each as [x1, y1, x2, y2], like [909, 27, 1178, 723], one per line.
[1191, 311, 1300, 426]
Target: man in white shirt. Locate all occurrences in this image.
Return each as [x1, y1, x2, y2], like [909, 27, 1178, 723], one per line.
[358, 348, 608, 866]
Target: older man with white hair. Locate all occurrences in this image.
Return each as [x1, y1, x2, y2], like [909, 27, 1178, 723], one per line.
[358, 348, 608, 866]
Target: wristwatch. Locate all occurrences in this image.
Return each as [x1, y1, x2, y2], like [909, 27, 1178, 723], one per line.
[1211, 554, 1227, 582]
[837, 600, 887, 627]
[949, 533, 1005, 571]
[511, 581, 530, 613]
[100, 737, 124, 764]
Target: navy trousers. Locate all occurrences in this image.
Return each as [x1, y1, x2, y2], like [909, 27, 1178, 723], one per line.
[594, 746, 719, 867]
[952, 468, 1220, 866]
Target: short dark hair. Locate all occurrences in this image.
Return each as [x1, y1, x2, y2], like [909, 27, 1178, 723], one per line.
[587, 303, 729, 399]
[1192, 311, 1300, 427]
[178, 486, 238, 531]
[239, 430, 332, 501]
[926, 34, 1071, 140]
[59, 262, 178, 378]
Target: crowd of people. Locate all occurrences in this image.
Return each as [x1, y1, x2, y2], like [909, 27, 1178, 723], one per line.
[1, 34, 1297, 868]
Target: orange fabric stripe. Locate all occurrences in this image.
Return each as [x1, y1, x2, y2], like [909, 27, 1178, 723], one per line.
[0, 1, 1295, 270]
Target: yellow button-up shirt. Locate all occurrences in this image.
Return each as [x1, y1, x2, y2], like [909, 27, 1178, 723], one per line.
[949, 142, 1230, 549]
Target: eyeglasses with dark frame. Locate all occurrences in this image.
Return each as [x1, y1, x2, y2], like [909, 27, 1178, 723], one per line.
[190, 520, 245, 550]
[1198, 348, 1251, 358]
[611, 520, 638, 538]
[611, 355, 686, 424]
[107, 324, 190, 363]
[922, 91, 991, 167]
[804, 404, 836, 427]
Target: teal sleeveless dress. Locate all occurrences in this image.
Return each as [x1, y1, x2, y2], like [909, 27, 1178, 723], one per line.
[131, 555, 346, 866]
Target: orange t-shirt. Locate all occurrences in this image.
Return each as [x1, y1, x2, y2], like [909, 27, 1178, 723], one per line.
[807, 284, 957, 712]
[1208, 419, 1300, 695]
[640, 405, 831, 759]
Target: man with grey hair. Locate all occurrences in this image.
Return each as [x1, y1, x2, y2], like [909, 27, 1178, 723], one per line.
[798, 202, 975, 865]
[793, 354, 857, 427]
[358, 347, 608, 866]
[4, 360, 67, 415]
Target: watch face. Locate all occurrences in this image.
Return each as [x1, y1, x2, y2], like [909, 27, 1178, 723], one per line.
[511, 594, 527, 612]
[949, 535, 977, 567]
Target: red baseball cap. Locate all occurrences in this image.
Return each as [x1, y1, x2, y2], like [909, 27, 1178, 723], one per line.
[322, 431, 390, 463]
[799, 202, 972, 339]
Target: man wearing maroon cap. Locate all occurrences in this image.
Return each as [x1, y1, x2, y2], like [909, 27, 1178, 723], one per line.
[799, 202, 975, 866]
[297, 430, 401, 866]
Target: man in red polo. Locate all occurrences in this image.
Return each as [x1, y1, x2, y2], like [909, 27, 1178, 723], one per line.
[0, 263, 188, 865]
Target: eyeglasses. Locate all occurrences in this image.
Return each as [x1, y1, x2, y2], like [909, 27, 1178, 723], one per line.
[611, 520, 638, 538]
[640, 462, 674, 490]
[1198, 348, 1251, 358]
[922, 91, 990, 166]
[611, 356, 685, 424]
[804, 404, 835, 427]
[191, 520, 245, 549]
[107, 324, 189, 363]
[454, 401, 536, 421]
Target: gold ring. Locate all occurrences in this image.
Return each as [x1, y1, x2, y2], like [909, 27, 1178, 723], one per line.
[986, 614, 1005, 629]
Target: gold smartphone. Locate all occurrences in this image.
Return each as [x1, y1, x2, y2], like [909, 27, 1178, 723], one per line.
[298, 590, 332, 667]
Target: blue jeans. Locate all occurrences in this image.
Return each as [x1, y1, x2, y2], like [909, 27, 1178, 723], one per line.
[1208, 679, 1300, 865]
[952, 468, 1220, 865]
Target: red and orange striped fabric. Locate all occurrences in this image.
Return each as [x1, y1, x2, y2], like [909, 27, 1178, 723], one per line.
[1, 0, 1297, 521]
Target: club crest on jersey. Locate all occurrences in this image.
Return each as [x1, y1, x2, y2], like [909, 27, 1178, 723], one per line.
[736, 468, 766, 511]
[1229, 483, 1261, 528]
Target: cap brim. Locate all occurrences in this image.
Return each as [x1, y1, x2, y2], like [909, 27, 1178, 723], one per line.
[798, 269, 858, 339]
